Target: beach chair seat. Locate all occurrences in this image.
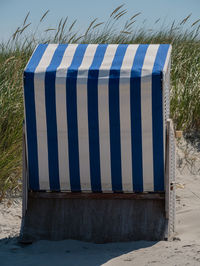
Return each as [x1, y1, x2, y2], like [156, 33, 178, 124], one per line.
[21, 44, 175, 242]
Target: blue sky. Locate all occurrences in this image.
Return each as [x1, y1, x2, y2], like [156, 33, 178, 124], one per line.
[0, 0, 200, 42]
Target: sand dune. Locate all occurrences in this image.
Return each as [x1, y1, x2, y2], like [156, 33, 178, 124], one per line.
[0, 136, 200, 266]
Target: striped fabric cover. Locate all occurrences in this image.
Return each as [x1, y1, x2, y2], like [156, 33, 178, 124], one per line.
[24, 44, 171, 192]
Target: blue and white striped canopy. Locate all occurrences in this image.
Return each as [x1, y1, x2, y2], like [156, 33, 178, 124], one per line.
[24, 44, 171, 192]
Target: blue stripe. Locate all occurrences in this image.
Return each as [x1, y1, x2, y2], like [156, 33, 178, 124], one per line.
[66, 44, 88, 191]
[45, 44, 68, 191]
[87, 44, 108, 192]
[130, 44, 149, 192]
[24, 44, 48, 190]
[152, 44, 170, 191]
[109, 44, 128, 192]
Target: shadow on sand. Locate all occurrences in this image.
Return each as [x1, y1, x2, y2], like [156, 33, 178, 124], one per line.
[0, 236, 158, 266]
[184, 131, 200, 152]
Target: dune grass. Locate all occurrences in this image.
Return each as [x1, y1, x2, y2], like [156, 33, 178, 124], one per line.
[0, 5, 199, 197]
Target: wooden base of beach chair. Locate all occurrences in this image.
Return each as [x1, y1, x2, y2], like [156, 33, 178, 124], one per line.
[20, 191, 167, 243]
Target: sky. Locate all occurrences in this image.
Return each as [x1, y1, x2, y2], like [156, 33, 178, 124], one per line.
[0, 0, 200, 42]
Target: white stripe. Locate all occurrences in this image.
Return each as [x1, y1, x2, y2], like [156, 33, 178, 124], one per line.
[163, 45, 172, 75]
[55, 44, 78, 191]
[119, 45, 139, 191]
[98, 44, 118, 191]
[77, 44, 98, 191]
[141, 44, 159, 191]
[163, 54, 171, 171]
[162, 45, 171, 168]
[34, 44, 58, 190]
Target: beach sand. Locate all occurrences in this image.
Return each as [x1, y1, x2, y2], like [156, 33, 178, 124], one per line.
[0, 136, 200, 266]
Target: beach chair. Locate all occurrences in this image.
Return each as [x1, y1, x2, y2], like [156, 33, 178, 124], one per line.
[20, 44, 175, 243]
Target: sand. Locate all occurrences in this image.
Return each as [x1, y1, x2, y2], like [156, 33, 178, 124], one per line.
[0, 136, 200, 266]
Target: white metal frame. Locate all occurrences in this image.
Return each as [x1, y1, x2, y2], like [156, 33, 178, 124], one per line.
[165, 119, 176, 237]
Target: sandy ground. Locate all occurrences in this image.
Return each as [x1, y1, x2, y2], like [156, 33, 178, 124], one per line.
[0, 136, 200, 266]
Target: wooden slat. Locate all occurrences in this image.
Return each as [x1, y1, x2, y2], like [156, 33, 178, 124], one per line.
[22, 123, 28, 218]
[165, 119, 170, 219]
[29, 191, 165, 200]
